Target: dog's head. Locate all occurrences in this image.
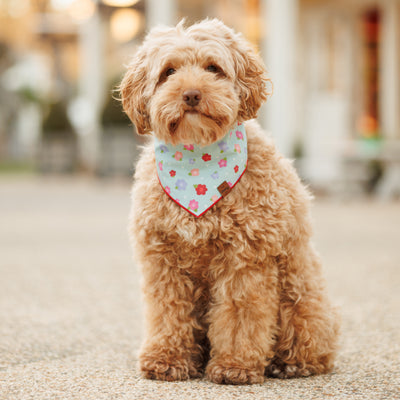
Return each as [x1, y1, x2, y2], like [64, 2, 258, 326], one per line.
[120, 19, 270, 146]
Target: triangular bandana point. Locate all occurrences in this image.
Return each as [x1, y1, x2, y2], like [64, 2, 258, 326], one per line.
[154, 123, 248, 217]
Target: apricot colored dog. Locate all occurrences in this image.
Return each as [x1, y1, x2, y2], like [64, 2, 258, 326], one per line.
[120, 19, 339, 385]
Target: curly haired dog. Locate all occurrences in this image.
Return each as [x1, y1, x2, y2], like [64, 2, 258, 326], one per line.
[120, 19, 339, 385]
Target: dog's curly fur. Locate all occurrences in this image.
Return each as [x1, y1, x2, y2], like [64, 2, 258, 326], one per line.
[120, 19, 340, 385]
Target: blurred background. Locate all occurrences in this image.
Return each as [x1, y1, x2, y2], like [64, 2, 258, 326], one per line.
[1, 4, 399, 396]
[0, 0, 399, 197]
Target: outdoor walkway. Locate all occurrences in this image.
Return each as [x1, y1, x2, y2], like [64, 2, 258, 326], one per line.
[0, 176, 399, 399]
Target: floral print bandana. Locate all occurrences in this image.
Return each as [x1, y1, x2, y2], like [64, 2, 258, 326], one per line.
[154, 122, 248, 217]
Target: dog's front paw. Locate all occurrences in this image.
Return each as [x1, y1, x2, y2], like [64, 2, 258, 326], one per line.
[139, 353, 202, 381]
[265, 359, 311, 379]
[206, 359, 264, 385]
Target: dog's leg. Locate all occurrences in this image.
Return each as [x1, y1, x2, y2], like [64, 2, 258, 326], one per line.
[266, 244, 340, 378]
[138, 254, 203, 381]
[206, 257, 279, 385]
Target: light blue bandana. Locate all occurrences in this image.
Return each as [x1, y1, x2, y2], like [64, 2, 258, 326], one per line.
[154, 122, 248, 217]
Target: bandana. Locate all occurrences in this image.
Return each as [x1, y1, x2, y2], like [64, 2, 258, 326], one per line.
[154, 122, 248, 217]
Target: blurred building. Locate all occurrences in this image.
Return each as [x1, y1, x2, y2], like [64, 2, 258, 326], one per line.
[283, 0, 400, 196]
[0, 0, 399, 195]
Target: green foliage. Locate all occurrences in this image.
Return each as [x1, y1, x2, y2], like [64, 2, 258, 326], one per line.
[0, 161, 35, 174]
[17, 86, 43, 104]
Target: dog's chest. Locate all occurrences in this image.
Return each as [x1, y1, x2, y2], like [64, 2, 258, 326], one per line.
[175, 220, 200, 243]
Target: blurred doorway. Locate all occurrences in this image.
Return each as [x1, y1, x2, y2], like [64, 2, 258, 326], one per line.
[358, 8, 381, 139]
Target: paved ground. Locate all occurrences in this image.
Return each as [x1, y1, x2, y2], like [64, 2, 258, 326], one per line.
[0, 175, 399, 400]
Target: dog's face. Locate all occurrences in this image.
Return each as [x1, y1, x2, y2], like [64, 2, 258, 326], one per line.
[120, 19, 270, 146]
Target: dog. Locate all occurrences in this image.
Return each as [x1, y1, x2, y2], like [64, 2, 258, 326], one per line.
[120, 19, 339, 385]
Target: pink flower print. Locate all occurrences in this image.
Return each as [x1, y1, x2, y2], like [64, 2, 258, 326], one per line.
[211, 194, 219, 202]
[234, 144, 241, 153]
[158, 161, 163, 171]
[184, 144, 194, 152]
[189, 168, 199, 176]
[194, 184, 208, 195]
[228, 182, 233, 187]
[165, 186, 171, 194]
[234, 165, 239, 173]
[236, 130, 244, 140]
[189, 199, 199, 211]
[173, 151, 183, 161]
[218, 158, 227, 168]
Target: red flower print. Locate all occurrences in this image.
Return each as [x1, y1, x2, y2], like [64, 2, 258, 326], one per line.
[169, 170, 176, 177]
[195, 184, 208, 195]
[234, 165, 239, 173]
[202, 153, 212, 162]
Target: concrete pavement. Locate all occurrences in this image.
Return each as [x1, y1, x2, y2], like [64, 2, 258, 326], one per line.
[0, 176, 399, 399]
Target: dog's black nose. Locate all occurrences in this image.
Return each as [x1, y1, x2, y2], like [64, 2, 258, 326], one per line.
[183, 89, 202, 107]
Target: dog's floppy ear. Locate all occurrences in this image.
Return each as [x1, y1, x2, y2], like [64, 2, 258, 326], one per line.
[233, 38, 272, 122]
[120, 49, 151, 135]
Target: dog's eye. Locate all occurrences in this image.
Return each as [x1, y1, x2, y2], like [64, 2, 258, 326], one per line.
[158, 67, 176, 85]
[165, 68, 176, 77]
[206, 65, 218, 73]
